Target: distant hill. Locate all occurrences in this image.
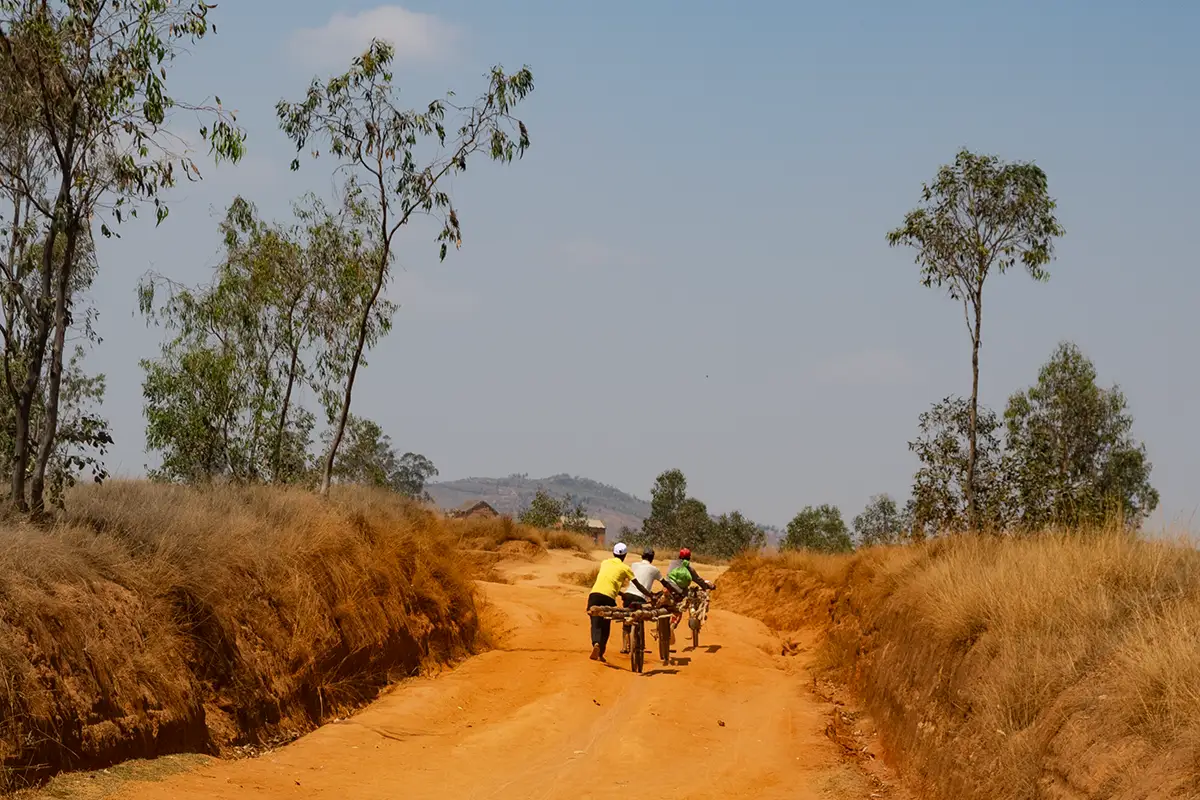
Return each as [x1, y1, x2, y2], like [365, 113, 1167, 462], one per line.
[426, 473, 651, 539]
[427, 473, 784, 548]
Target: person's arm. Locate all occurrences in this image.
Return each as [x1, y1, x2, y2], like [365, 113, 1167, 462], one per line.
[686, 562, 714, 590]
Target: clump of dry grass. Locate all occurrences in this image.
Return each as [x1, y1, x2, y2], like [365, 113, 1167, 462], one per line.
[448, 515, 547, 560]
[559, 566, 600, 587]
[722, 532, 1200, 800]
[0, 481, 484, 791]
[543, 530, 593, 553]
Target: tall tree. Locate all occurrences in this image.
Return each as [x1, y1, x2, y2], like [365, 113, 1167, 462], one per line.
[784, 504, 852, 553]
[277, 39, 534, 496]
[140, 198, 325, 484]
[887, 149, 1064, 530]
[852, 494, 907, 547]
[0, 0, 243, 512]
[642, 468, 687, 545]
[908, 396, 1008, 535]
[1003, 342, 1158, 529]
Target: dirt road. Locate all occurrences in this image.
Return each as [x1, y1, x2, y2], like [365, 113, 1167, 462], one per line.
[98, 551, 893, 800]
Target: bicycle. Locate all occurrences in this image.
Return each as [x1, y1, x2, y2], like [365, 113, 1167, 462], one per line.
[684, 584, 712, 649]
[590, 593, 676, 673]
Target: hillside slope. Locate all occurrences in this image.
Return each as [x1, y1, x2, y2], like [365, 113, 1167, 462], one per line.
[426, 473, 650, 536]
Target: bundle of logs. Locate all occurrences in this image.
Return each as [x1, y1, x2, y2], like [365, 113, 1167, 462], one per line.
[588, 605, 674, 622]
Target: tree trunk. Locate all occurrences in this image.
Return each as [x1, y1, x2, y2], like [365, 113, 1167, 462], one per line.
[966, 296, 982, 532]
[29, 220, 77, 514]
[319, 260, 387, 496]
[10, 185, 65, 512]
[271, 295, 304, 481]
[272, 342, 301, 481]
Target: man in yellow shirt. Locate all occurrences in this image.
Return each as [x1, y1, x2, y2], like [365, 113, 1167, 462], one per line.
[586, 542, 653, 662]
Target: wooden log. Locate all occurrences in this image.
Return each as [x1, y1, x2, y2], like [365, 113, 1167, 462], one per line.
[587, 606, 673, 621]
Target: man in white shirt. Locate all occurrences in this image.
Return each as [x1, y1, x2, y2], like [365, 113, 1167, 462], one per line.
[619, 548, 664, 654]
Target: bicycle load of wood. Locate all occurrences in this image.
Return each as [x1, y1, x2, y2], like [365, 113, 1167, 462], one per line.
[588, 592, 677, 674]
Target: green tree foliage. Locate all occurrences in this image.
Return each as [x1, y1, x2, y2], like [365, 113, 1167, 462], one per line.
[518, 489, 559, 529]
[888, 149, 1064, 530]
[784, 504, 853, 553]
[852, 494, 908, 547]
[327, 415, 437, 500]
[642, 468, 687, 544]
[0, 345, 110, 508]
[142, 345, 245, 482]
[139, 198, 329, 483]
[707, 510, 767, 558]
[276, 39, 534, 496]
[908, 397, 1008, 534]
[558, 494, 590, 533]
[0, 0, 243, 512]
[1003, 342, 1158, 529]
[676, 496, 712, 548]
[640, 468, 764, 556]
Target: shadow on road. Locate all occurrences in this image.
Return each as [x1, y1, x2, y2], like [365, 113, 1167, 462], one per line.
[641, 668, 680, 677]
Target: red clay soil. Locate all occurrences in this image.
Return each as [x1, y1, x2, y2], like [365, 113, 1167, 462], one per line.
[84, 551, 906, 800]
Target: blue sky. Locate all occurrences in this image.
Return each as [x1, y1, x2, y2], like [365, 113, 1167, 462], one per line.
[92, 1, 1199, 530]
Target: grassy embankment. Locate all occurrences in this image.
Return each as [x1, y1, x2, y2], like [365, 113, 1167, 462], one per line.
[0, 481, 569, 791]
[719, 532, 1200, 800]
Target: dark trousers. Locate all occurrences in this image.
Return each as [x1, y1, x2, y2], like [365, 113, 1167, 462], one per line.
[588, 592, 616, 653]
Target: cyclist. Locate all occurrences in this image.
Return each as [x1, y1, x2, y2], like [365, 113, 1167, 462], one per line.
[662, 547, 715, 641]
[587, 542, 654, 662]
[618, 548, 666, 654]
[663, 547, 715, 596]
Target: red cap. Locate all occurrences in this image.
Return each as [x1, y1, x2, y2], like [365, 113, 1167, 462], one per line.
[679, 547, 691, 559]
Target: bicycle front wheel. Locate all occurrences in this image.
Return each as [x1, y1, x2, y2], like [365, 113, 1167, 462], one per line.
[632, 622, 645, 673]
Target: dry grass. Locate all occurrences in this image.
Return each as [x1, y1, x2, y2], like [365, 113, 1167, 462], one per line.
[721, 532, 1200, 800]
[543, 530, 593, 553]
[559, 566, 600, 587]
[448, 515, 551, 561]
[0, 481, 484, 791]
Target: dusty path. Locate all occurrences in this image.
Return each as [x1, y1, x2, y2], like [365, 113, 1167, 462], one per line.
[97, 551, 893, 800]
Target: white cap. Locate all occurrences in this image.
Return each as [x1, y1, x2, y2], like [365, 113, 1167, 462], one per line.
[612, 542, 628, 557]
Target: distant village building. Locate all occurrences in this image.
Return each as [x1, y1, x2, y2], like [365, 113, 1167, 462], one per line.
[451, 500, 499, 520]
[559, 516, 607, 547]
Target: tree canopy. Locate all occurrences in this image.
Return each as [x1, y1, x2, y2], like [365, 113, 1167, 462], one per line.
[784, 505, 852, 553]
[1003, 342, 1158, 529]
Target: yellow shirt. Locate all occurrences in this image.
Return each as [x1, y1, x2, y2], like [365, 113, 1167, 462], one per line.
[590, 557, 635, 599]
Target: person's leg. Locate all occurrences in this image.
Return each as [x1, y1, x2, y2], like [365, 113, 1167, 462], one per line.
[588, 593, 615, 660]
[598, 617, 612, 659]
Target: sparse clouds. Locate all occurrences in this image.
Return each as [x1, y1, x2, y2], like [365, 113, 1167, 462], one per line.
[817, 348, 916, 387]
[287, 6, 457, 70]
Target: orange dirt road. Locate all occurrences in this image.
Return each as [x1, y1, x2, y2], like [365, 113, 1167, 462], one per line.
[104, 552, 888, 800]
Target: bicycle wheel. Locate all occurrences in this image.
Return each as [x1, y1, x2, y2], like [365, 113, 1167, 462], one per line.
[657, 616, 671, 664]
[690, 615, 701, 649]
[631, 622, 644, 673]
